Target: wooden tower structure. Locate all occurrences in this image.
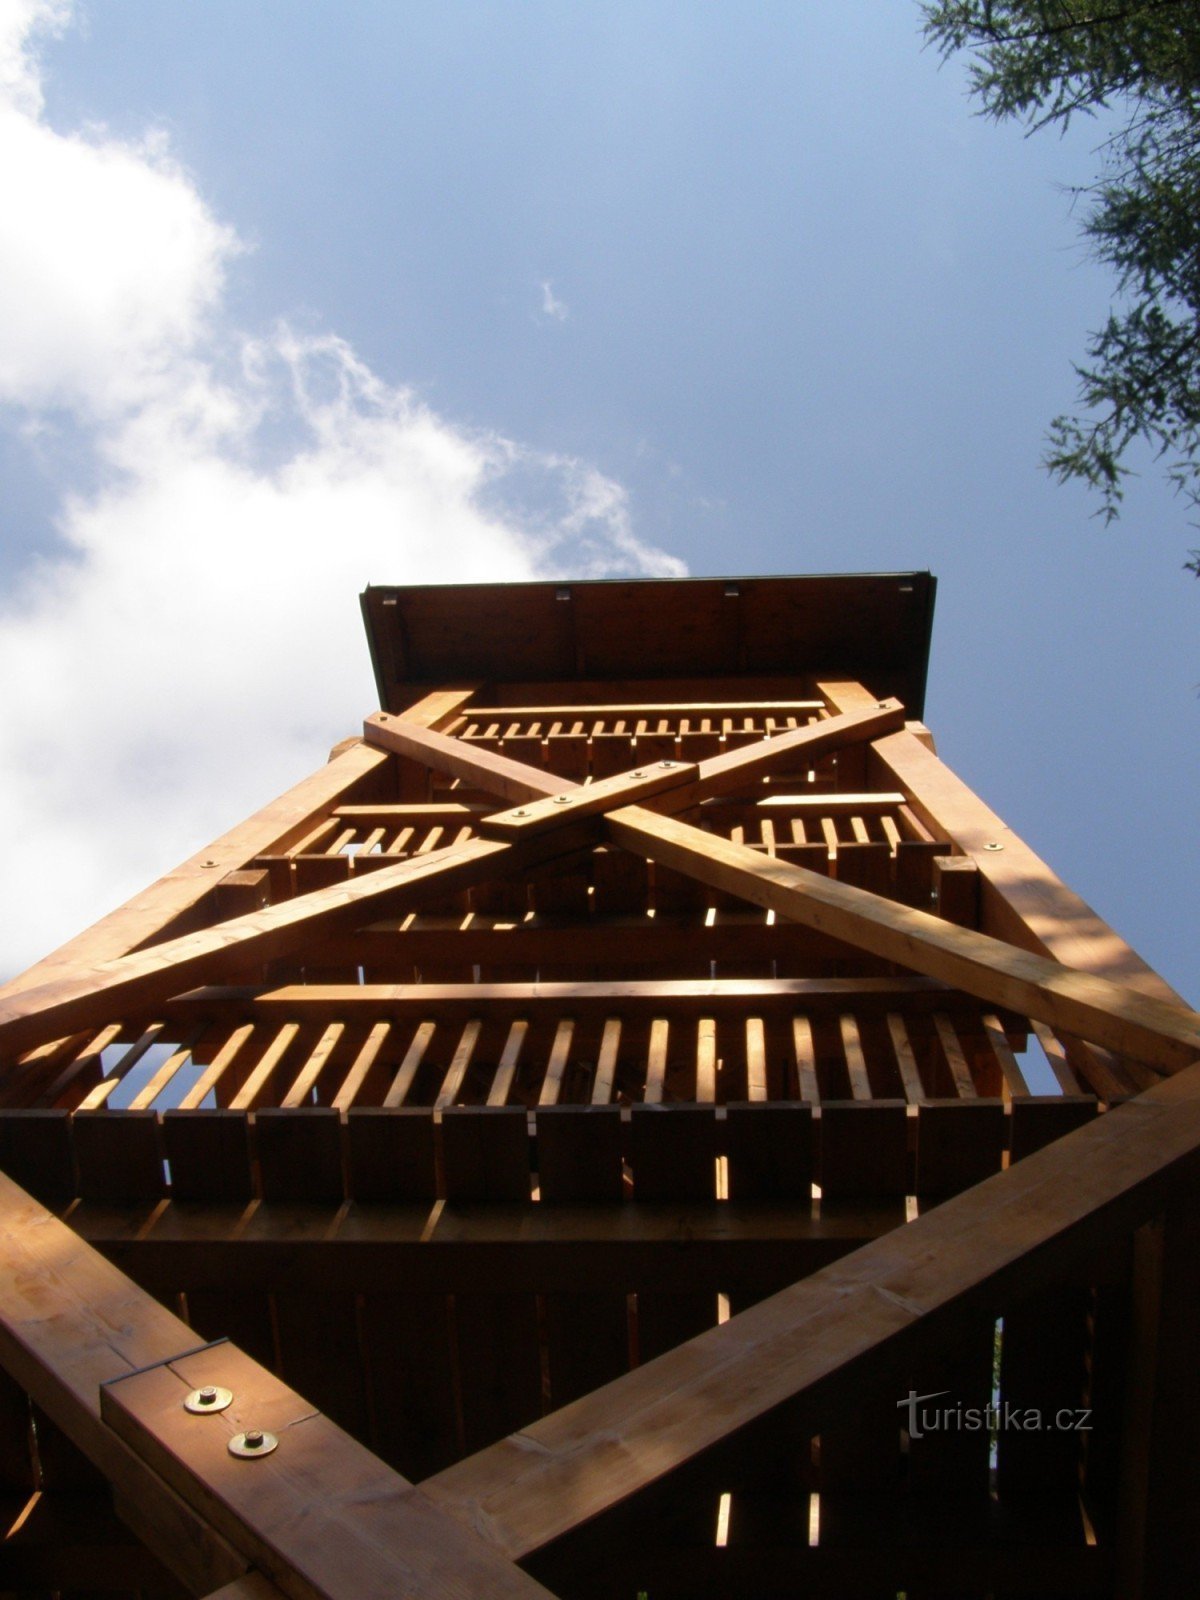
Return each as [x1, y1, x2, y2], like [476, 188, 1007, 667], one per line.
[0, 571, 1197, 1599]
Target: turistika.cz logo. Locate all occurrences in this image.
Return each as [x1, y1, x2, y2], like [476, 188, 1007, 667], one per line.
[897, 1389, 1092, 1441]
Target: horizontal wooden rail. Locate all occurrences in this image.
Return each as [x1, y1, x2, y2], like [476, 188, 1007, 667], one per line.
[423, 1057, 1200, 1560]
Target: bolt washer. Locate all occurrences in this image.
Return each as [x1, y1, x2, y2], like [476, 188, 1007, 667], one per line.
[184, 1386, 234, 1414]
[229, 1429, 278, 1458]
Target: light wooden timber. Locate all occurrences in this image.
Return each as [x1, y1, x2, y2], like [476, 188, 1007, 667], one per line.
[364, 714, 562, 804]
[470, 701, 828, 717]
[0, 1170, 251, 1593]
[100, 1341, 556, 1600]
[604, 807, 1200, 1074]
[1, 686, 469, 1000]
[423, 1057, 1200, 1560]
[161, 975, 1025, 1026]
[483, 759, 699, 838]
[819, 680, 1190, 1008]
[0, 823, 592, 1061]
[368, 701, 904, 829]
[0, 740, 388, 999]
[692, 698, 903, 799]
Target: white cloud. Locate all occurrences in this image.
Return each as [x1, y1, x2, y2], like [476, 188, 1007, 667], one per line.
[0, 3, 684, 978]
[540, 279, 569, 322]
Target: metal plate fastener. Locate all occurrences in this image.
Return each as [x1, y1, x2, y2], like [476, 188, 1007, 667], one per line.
[229, 1429, 278, 1458]
[984, 841, 1005, 851]
[184, 1385, 234, 1414]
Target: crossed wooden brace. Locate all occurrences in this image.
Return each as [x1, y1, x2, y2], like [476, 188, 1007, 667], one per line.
[2, 694, 1199, 1074]
[2, 695, 1200, 1075]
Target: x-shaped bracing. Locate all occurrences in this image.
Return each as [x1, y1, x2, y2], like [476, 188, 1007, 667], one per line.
[2, 696, 1200, 1074]
[2, 693, 1199, 1073]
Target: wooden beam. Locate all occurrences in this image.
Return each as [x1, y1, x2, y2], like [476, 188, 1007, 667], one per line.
[483, 759, 698, 838]
[604, 808, 1200, 1073]
[818, 680, 1189, 1008]
[367, 701, 904, 829]
[692, 698, 903, 798]
[76, 1197, 905, 1297]
[1, 691, 470, 1002]
[364, 714, 562, 803]
[0, 741, 389, 997]
[100, 1341, 555, 1600]
[0, 1171, 250, 1593]
[0, 824, 591, 1062]
[423, 1058, 1200, 1560]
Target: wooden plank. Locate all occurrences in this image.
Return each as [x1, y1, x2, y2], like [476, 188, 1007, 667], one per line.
[170, 975, 1014, 1023]
[441, 1107, 542, 1454]
[591, 1018, 621, 1105]
[74, 1109, 165, 1203]
[0, 1109, 75, 1203]
[538, 1018, 575, 1107]
[793, 1016, 819, 1103]
[887, 1013, 925, 1103]
[255, 1108, 344, 1203]
[630, 1105, 719, 1367]
[332, 1021, 393, 1110]
[933, 853, 979, 927]
[434, 1019, 484, 1109]
[422, 1061, 1200, 1563]
[603, 806, 1200, 1074]
[725, 1104, 812, 1201]
[99, 1341, 556, 1600]
[643, 1018, 669, 1104]
[915, 1101, 1006, 1201]
[163, 1110, 253, 1203]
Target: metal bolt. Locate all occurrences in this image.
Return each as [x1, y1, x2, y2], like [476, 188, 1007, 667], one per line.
[513, 809, 528, 817]
[228, 1427, 278, 1457]
[553, 795, 571, 805]
[184, 1384, 233, 1414]
[631, 771, 646, 779]
[659, 760, 675, 768]
[984, 841, 1004, 852]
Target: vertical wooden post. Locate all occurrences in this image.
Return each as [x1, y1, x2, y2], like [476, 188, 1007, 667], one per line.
[1116, 1196, 1200, 1597]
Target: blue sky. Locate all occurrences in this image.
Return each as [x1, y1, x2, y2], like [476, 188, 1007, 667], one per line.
[0, 0, 1195, 1011]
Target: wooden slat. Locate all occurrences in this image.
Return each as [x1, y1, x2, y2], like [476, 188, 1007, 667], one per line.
[603, 806, 1200, 1073]
[590, 1018, 621, 1105]
[422, 1059, 1200, 1562]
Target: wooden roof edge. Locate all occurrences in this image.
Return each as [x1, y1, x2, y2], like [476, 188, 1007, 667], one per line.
[360, 571, 938, 719]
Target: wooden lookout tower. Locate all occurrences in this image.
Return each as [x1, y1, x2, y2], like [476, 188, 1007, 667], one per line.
[1, 572, 1198, 1598]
